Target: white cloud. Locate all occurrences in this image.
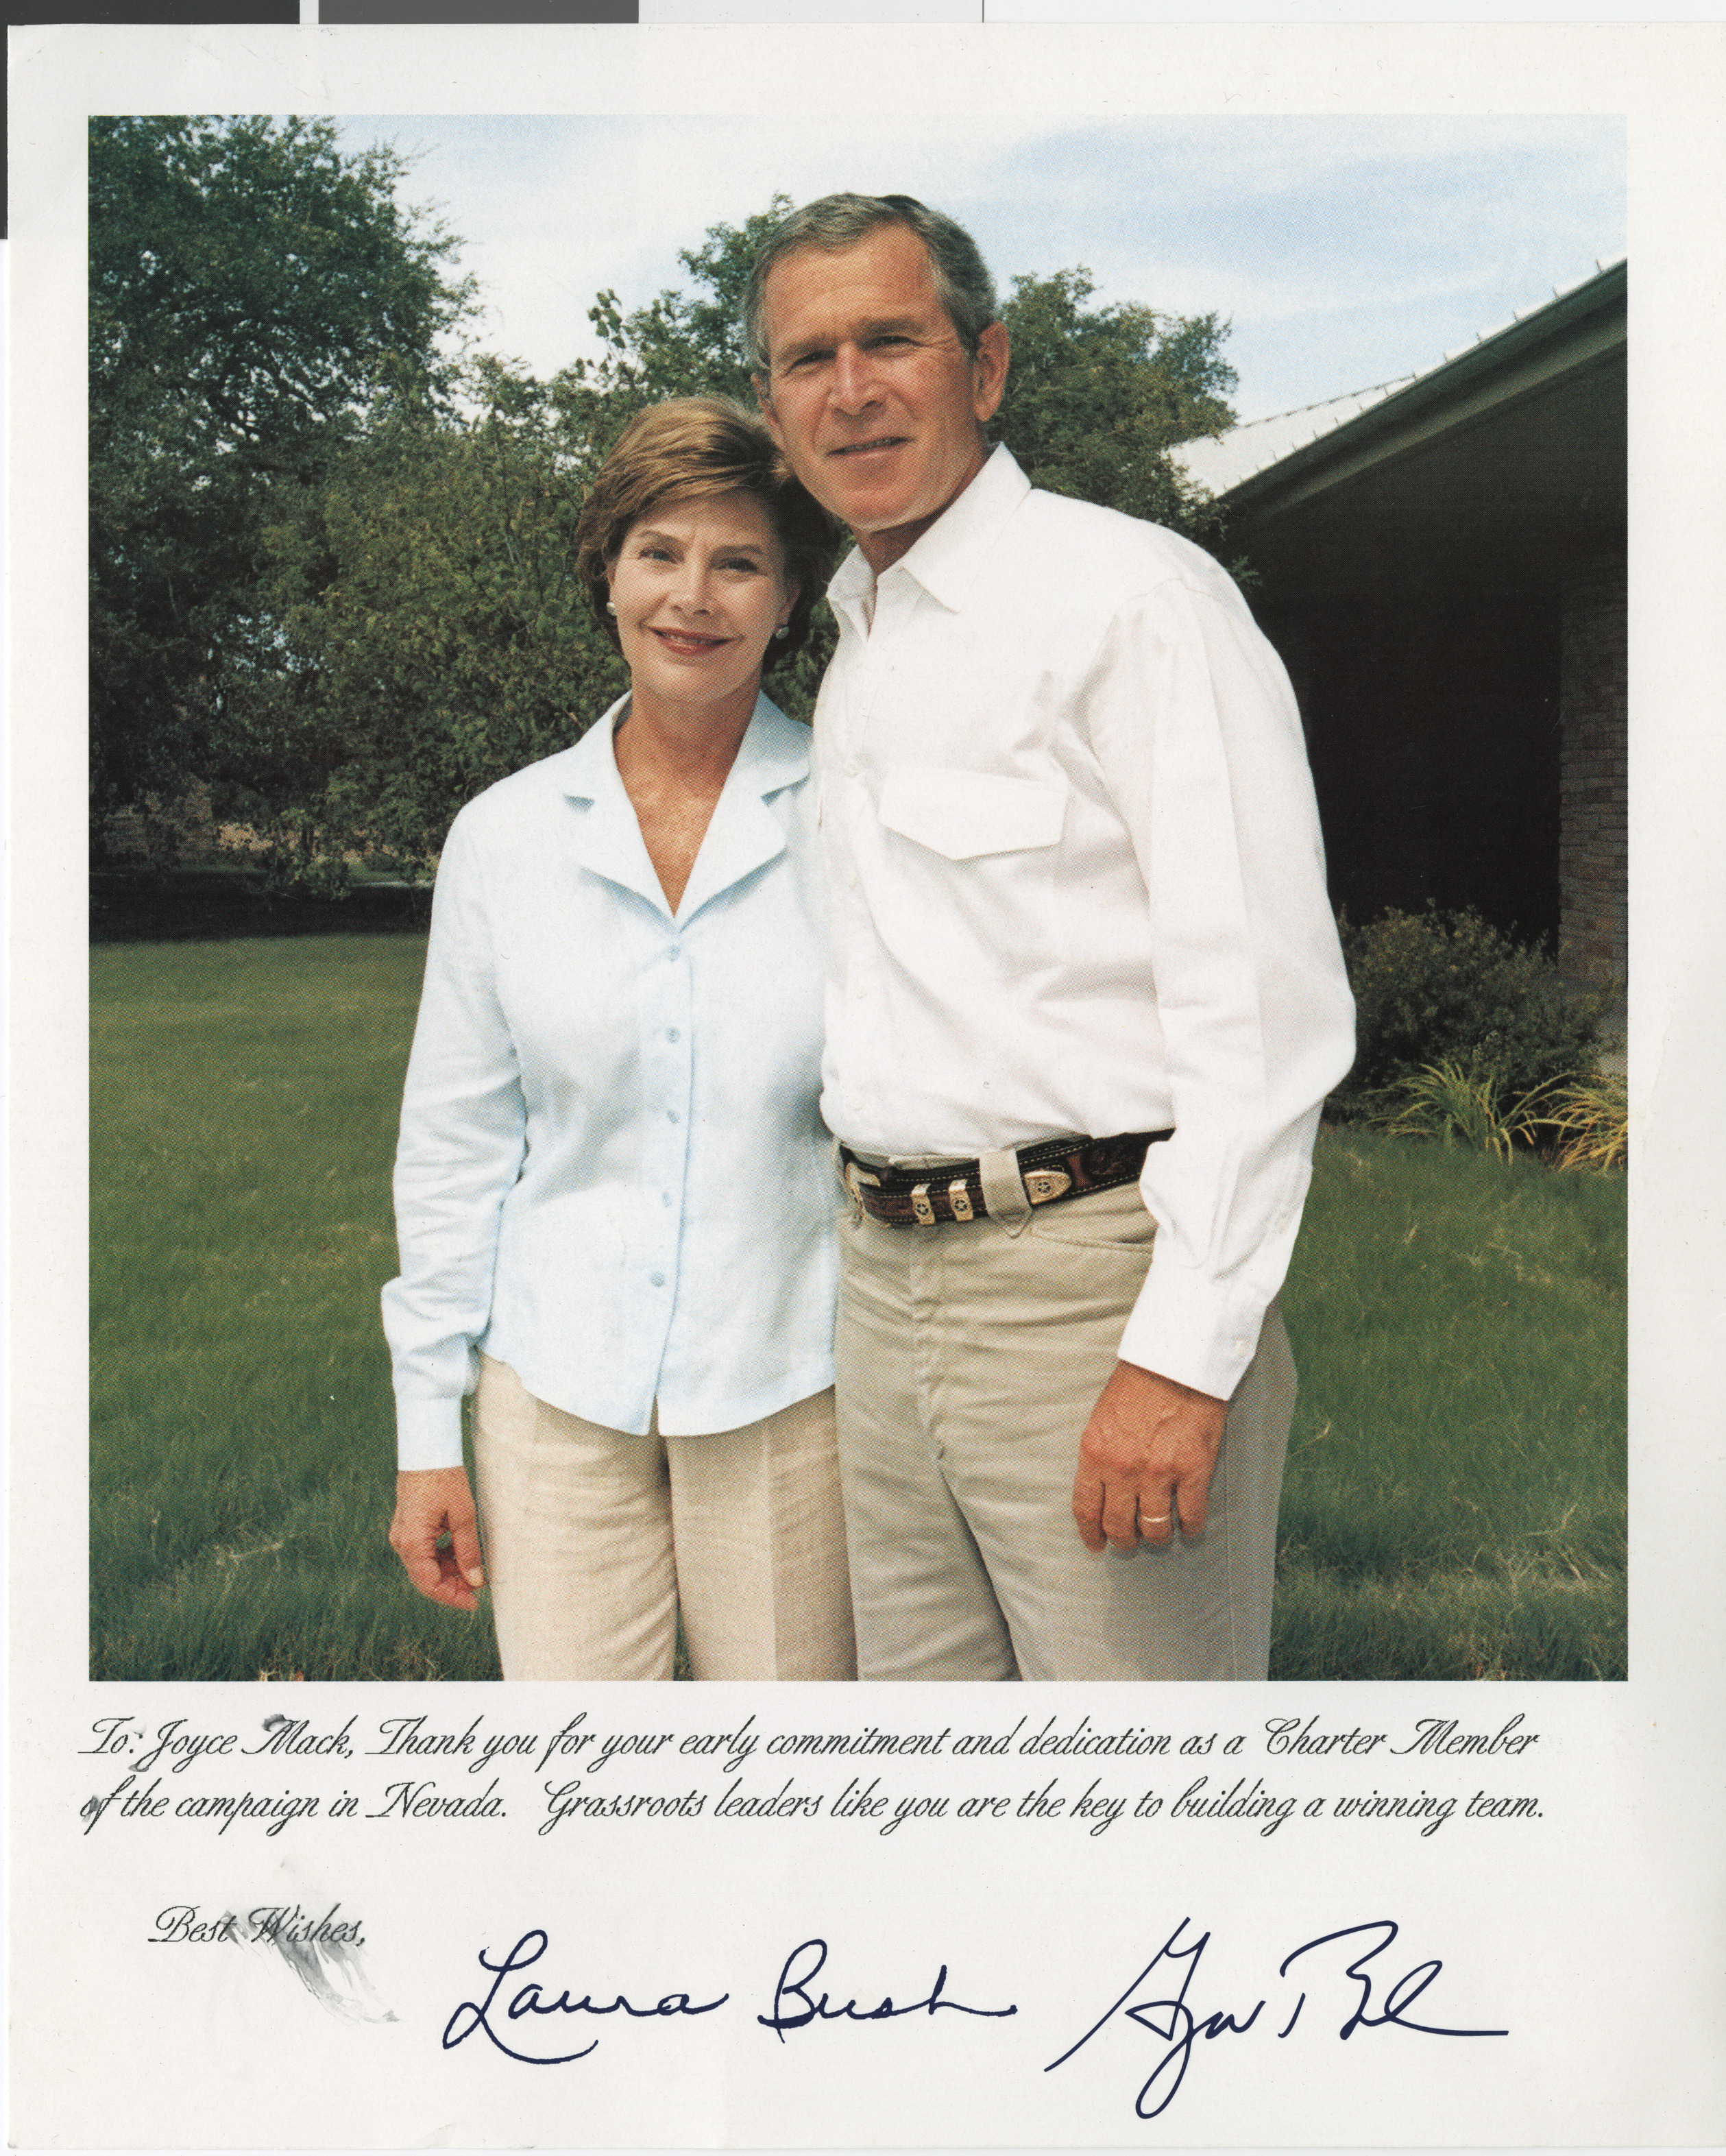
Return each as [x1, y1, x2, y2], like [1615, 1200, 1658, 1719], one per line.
[336, 111, 1622, 416]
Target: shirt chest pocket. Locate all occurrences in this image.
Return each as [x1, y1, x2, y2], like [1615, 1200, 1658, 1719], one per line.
[875, 766, 1067, 860]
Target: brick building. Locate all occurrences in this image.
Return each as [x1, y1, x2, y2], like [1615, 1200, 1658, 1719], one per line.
[1178, 258, 1627, 993]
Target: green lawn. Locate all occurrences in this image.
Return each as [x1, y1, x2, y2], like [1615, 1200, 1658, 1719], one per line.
[1272, 1127, 1625, 1680]
[90, 935, 500, 1680]
[90, 937, 1626, 1683]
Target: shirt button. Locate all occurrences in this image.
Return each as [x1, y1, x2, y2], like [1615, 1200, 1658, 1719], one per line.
[845, 759, 860, 777]
[847, 871, 858, 888]
[650, 1271, 666, 1288]
[854, 985, 868, 1000]
[666, 1027, 681, 1043]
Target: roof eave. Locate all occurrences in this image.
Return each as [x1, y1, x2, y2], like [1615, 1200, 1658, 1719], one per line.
[1219, 258, 1627, 520]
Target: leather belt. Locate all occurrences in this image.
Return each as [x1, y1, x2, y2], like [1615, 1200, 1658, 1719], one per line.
[841, 1130, 1171, 1228]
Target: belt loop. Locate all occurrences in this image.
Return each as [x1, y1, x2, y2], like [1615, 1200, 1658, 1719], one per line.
[978, 1148, 1032, 1237]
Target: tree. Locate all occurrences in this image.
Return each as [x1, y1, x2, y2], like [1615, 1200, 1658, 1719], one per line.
[996, 267, 1236, 547]
[537, 204, 1239, 749]
[229, 356, 619, 879]
[145, 192, 1243, 877]
[559, 196, 791, 421]
[89, 115, 475, 843]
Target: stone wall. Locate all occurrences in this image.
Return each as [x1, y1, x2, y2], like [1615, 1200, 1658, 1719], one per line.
[1557, 557, 1628, 991]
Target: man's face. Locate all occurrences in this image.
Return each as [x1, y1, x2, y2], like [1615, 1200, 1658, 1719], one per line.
[755, 223, 1010, 570]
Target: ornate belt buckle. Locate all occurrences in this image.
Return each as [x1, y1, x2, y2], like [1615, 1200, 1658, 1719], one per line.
[844, 1160, 882, 1215]
[1023, 1167, 1073, 1206]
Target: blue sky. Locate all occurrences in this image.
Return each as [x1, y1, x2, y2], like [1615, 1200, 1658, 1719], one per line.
[336, 112, 1624, 424]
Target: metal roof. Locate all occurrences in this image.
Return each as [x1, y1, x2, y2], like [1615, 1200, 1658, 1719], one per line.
[1173, 256, 1627, 501]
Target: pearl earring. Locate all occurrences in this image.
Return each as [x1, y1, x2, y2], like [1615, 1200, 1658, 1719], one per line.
[775, 625, 790, 640]
[605, 600, 617, 614]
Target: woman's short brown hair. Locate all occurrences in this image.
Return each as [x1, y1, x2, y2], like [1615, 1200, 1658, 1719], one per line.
[574, 396, 840, 671]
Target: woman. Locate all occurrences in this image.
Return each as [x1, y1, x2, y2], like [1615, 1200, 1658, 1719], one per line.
[383, 397, 853, 1680]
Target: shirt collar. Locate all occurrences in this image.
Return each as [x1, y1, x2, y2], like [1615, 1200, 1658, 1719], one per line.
[558, 689, 808, 802]
[556, 689, 809, 923]
[827, 444, 1031, 627]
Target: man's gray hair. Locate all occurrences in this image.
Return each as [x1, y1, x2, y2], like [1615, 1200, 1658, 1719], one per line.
[744, 193, 999, 377]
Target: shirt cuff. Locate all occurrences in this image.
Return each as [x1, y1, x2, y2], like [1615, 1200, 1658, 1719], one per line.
[1117, 1257, 1265, 1403]
[396, 1395, 467, 1473]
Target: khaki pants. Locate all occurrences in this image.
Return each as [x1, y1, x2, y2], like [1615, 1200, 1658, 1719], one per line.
[474, 1356, 856, 1682]
[834, 1180, 1294, 1681]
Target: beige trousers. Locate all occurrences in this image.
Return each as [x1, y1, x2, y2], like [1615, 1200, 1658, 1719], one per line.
[834, 1180, 1295, 1682]
[473, 1355, 856, 1682]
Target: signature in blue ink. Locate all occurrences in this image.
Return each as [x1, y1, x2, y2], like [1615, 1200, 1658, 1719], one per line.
[758, 1937, 1018, 2038]
[442, 1928, 727, 2065]
[1048, 1916, 1507, 2118]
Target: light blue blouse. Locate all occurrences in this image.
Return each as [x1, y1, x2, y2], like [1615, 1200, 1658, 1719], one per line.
[382, 693, 838, 1470]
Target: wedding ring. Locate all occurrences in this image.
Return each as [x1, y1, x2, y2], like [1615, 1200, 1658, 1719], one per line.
[1139, 1512, 1171, 1528]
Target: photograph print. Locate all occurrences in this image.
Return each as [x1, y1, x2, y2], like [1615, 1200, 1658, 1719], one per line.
[89, 109, 1627, 1686]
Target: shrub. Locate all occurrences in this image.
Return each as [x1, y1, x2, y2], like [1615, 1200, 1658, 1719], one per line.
[1334, 905, 1609, 1117]
[1372, 1061, 1555, 1162]
[1537, 1074, 1629, 1172]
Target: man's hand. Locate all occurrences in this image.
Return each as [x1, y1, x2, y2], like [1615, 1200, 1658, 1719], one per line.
[1071, 1362, 1229, 1553]
[389, 1468, 486, 1610]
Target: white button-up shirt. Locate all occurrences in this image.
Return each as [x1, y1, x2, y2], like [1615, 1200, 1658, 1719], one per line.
[816, 447, 1354, 1403]
[383, 694, 838, 1470]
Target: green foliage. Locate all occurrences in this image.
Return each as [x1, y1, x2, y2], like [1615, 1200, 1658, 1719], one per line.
[565, 197, 791, 414]
[1370, 1061, 1549, 1162]
[89, 115, 476, 836]
[91, 943, 1624, 1682]
[93, 171, 1244, 869]
[1368, 1061, 1630, 1174]
[1539, 1074, 1630, 1173]
[1274, 1126, 1625, 1680]
[226, 360, 622, 875]
[1337, 905, 1609, 1116]
[90, 935, 501, 1681]
[543, 197, 844, 743]
[995, 267, 1237, 549]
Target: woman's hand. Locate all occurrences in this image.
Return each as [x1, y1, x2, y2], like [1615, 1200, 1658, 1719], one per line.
[389, 1468, 486, 1610]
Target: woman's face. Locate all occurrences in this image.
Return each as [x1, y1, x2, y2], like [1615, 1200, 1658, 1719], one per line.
[608, 490, 795, 722]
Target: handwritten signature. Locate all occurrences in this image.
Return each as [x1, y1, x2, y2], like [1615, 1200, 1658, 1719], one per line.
[758, 1937, 1017, 2037]
[1047, 1916, 1507, 2118]
[442, 1915, 1502, 2111]
[441, 1929, 728, 2063]
[442, 1929, 1014, 2064]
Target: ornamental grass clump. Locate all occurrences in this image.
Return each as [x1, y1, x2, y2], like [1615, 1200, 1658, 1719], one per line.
[1372, 1061, 1553, 1163]
[1333, 904, 1610, 1120]
[1539, 1074, 1630, 1173]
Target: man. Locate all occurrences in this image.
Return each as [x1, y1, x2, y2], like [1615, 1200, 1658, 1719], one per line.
[748, 195, 1354, 1681]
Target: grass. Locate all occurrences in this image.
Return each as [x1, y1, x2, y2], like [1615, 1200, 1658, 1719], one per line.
[91, 935, 501, 1680]
[90, 938, 1626, 1683]
[1272, 1126, 1626, 1680]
